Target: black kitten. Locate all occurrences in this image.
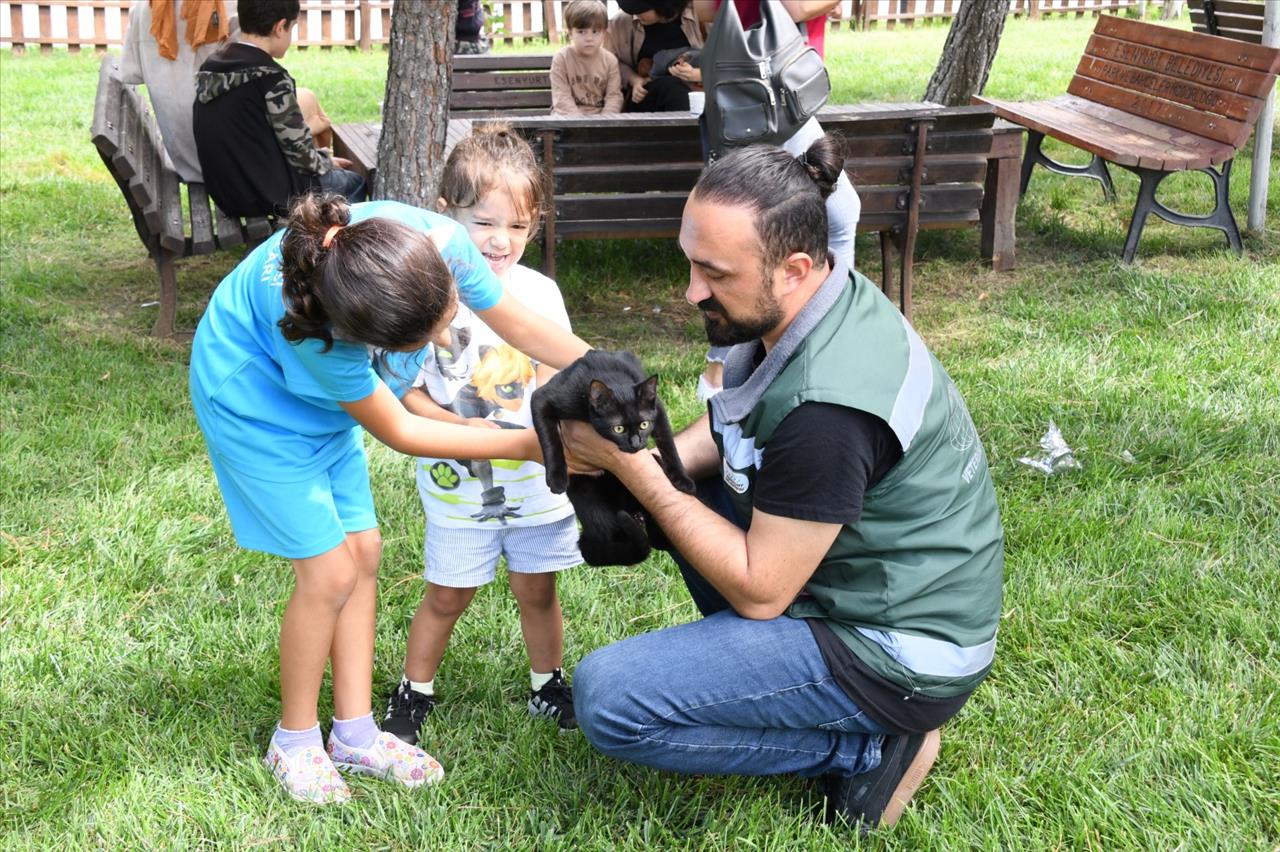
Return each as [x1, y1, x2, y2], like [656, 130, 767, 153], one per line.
[531, 350, 695, 566]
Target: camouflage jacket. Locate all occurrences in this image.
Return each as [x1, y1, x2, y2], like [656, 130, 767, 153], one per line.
[194, 51, 331, 177]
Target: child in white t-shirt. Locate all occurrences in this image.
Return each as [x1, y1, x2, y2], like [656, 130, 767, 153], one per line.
[383, 124, 583, 743]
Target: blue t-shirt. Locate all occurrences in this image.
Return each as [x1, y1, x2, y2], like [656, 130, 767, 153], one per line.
[189, 201, 503, 482]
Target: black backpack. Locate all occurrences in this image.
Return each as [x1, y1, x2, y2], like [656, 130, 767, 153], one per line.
[700, 0, 831, 161]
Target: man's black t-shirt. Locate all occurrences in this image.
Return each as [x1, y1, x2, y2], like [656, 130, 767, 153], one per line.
[755, 401, 973, 734]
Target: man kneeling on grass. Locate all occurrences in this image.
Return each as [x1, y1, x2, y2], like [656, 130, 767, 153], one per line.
[560, 135, 1004, 835]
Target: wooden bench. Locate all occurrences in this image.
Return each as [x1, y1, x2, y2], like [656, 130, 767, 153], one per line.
[512, 105, 1003, 319]
[976, 15, 1280, 262]
[90, 56, 277, 337]
[449, 54, 553, 117]
[1189, 0, 1270, 43]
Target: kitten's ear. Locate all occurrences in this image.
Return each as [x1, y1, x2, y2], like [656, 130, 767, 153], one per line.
[589, 380, 616, 407]
[636, 375, 659, 404]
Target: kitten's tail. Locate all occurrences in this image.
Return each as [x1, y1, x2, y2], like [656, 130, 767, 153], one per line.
[578, 511, 651, 567]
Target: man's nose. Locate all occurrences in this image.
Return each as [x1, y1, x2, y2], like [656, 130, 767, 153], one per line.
[685, 274, 709, 307]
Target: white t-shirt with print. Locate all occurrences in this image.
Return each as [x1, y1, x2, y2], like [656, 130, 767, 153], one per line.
[414, 264, 576, 529]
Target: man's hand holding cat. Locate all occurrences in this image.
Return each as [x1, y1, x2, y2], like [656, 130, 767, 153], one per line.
[560, 420, 628, 475]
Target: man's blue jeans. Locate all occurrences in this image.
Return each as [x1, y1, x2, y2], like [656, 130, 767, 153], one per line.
[573, 479, 885, 778]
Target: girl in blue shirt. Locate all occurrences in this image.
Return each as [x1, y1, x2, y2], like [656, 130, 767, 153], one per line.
[189, 193, 589, 804]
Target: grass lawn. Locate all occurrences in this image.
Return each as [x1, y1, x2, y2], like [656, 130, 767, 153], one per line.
[2, 14, 1279, 850]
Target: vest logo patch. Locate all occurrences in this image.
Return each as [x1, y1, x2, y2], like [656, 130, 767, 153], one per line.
[722, 458, 750, 494]
[946, 385, 977, 453]
[962, 449, 982, 484]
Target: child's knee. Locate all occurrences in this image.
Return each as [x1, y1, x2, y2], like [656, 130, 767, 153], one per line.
[425, 585, 474, 619]
[510, 573, 558, 611]
[298, 562, 360, 608]
[347, 530, 382, 579]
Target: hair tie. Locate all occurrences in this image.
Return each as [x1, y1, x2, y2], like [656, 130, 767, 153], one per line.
[322, 224, 343, 248]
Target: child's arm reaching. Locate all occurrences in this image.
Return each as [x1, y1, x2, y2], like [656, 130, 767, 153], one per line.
[346, 384, 538, 460]
[476, 290, 590, 371]
[401, 387, 498, 430]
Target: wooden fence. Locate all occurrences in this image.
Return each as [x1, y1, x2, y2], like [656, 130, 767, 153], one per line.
[2, 0, 1186, 53]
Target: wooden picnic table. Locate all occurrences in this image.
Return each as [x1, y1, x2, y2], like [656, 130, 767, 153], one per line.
[334, 104, 1024, 272]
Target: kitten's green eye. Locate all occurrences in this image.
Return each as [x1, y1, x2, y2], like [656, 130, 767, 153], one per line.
[639, 421, 651, 430]
[613, 425, 626, 434]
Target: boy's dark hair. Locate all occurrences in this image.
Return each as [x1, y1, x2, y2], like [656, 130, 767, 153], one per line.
[238, 0, 301, 37]
[692, 135, 844, 272]
[279, 193, 456, 353]
[564, 0, 607, 31]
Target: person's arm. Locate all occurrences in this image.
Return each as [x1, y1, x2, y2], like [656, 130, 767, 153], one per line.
[474, 290, 590, 370]
[549, 52, 582, 116]
[672, 414, 721, 480]
[604, 56, 625, 114]
[263, 74, 332, 176]
[607, 14, 640, 88]
[780, 0, 841, 22]
[561, 418, 839, 619]
[343, 383, 538, 459]
[401, 386, 498, 429]
[119, 1, 146, 83]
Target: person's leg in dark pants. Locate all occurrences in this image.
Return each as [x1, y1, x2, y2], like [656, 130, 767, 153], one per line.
[318, 167, 367, 204]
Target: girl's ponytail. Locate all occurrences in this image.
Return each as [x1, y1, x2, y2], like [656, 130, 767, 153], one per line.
[279, 193, 352, 350]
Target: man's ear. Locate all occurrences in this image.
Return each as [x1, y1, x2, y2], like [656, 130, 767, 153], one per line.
[779, 251, 815, 295]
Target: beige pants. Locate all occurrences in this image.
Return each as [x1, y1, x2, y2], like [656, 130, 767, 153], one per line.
[296, 87, 332, 151]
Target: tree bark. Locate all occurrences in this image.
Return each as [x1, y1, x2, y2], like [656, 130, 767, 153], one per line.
[375, 0, 457, 204]
[923, 0, 1011, 106]
[1161, 0, 1184, 21]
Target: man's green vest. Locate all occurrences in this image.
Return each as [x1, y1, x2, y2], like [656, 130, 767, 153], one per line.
[709, 265, 1004, 698]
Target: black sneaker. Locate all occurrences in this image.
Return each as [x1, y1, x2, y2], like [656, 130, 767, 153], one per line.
[381, 680, 436, 746]
[528, 668, 576, 730]
[822, 728, 941, 834]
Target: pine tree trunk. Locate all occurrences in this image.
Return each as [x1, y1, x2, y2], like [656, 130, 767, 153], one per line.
[375, 0, 457, 204]
[923, 0, 1010, 106]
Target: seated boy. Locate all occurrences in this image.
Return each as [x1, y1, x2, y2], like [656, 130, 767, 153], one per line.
[550, 0, 623, 116]
[193, 0, 364, 218]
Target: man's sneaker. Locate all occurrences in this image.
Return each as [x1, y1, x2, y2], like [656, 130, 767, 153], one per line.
[822, 728, 941, 834]
[263, 741, 351, 805]
[327, 730, 445, 789]
[528, 668, 576, 730]
[382, 680, 436, 746]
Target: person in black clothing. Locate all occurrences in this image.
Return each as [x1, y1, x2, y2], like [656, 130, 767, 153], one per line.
[607, 0, 704, 112]
[455, 0, 490, 55]
[193, 0, 364, 218]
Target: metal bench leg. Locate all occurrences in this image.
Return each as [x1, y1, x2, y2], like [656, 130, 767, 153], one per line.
[152, 248, 179, 337]
[879, 230, 895, 297]
[1021, 130, 1116, 202]
[1121, 161, 1242, 264]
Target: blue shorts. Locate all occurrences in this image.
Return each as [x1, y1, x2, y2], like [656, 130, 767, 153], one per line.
[206, 437, 377, 559]
[424, 516, 582, 588]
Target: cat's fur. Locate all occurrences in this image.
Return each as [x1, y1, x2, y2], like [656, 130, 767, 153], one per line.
[530, 350, 695, 566]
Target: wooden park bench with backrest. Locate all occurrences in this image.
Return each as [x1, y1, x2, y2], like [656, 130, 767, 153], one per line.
[449, 54, 554, 117]
[976, 15, 1280, 262]
[1188, 0, 1271, 44]
[90, 56, 277, 337]
[513, 104, 999, 319]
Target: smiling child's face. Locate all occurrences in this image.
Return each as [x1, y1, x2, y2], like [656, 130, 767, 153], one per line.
[445, 181, 535, 283]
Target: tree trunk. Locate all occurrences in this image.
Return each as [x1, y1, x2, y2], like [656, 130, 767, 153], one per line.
[923, 0, 1010, 106]
[1161, 0, 1184, 21]
[375, 0, 457, 204]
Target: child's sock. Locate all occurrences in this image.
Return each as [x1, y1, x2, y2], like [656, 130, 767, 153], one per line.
[406, 675, 434, 697]
[272, 722, 323, 756]
[531, 669, 555, 692]
[332, 712, 380, 749]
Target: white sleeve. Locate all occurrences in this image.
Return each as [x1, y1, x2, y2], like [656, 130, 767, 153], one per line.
[119, 0, 147, 84]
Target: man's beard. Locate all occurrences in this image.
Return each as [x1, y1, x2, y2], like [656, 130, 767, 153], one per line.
[698, 280, 784, 347]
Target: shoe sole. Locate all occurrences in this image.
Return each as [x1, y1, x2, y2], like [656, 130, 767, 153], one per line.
[880, 728, 941, 828]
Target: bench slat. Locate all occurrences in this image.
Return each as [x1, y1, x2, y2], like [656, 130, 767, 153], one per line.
[1190, 10, 1265, 36]
[449, 90, 552, 110]
[158, 164, 186, 254]
[1075, 55, 1264, 123]
[1054, 93, 1238, 163]
[214, 203, 245, 249]
[111, 91, 140, 182]
[846, 155, 989, 187]
[1067, 73, 1249, 147]
[1187, 0, 1270, 16]
[453, 55, 553, 71]
[554, 164, 702, 194]
[244, 217, 274, 242]
[451, 71, 552, 91]
[1086, 34, 1275, 99]
[187, 183, 216, 256]
[1095, 14, 1280, 75]
[858, 184, 986, 216]
[90, 56, 122, 158]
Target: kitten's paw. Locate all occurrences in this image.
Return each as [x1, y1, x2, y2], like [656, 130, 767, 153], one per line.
[672, 473, 697, 495]
[546, 472, 569, 494]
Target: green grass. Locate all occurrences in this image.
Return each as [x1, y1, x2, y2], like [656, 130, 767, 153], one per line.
[3, 16, 1280, 850]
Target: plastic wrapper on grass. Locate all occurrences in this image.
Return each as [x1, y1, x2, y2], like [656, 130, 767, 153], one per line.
[1016, 421, 1081, 475]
